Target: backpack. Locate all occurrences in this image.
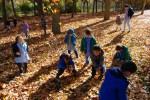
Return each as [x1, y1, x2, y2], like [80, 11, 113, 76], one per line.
[122, 46, 132, 61]
[128, 7, 134, 18]
[116, 15, 122, 25]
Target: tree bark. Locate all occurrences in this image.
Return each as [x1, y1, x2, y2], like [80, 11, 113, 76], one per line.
[10, 0, 17, 18]
[141, 0, 147, 15]
[71, 0, 77, 18]
[104, 0, 111, 20]
[2, 0, 7, 27]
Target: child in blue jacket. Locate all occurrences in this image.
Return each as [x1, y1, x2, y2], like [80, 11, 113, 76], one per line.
[91, 45, 106, 80]
[64, 29, 78, 58]
[12, 36, 30, 73]
[81, 28, 97, 66]
[55, 53, 77, 79]
[99, 61, 137, 100]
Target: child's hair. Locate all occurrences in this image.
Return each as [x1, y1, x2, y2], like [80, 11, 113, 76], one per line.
[121, 61, 137, 73]
[115, 45, 123, 51]
[85, 28, 92, 35]
[60, 53, 71, 60]
[15, 36, 21, 42]
[67, 29, 74, 34]
[124, 4, 129, 8]
[93, 45, 104, 55]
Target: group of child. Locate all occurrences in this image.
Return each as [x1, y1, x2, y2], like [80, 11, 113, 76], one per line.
[12, 26, 137, 99]
[11, 5, 137, 98]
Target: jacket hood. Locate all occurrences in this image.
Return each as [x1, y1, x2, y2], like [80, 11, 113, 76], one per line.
[109, 68, 128, 81]
[67, 28, 75, 34]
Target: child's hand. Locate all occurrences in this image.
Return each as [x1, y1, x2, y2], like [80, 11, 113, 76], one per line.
[16, 52, 21, 56]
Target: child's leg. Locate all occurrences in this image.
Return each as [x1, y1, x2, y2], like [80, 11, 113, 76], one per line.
[123, 19, 127, 32]
[74, 48, 78, 58]
[127, 18, 131, 32]
[16, 63, 23, 73]
[91, 66, 96, 77]
[56, 68, 65, 79]
[23, 63, 28, 73]
[85, 52, 90, 65]
[68, 50, 71, 54]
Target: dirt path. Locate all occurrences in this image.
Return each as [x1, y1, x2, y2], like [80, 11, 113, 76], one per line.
[0, 11, 150, 100]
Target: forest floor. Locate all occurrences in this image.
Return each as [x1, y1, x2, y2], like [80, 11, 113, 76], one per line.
[0, 11, 150, 100]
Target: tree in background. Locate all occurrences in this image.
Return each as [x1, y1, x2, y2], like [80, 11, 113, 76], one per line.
[141, 0, 147, 15]
[104, 0, 111, 20]
[52, 0, 61, 34]
[93, 0, 98, 14]
[10, 0, 17, 18]
[82, 0, 89, 13]
[71, 0, 77, 18]
[2, 0, 7, 28]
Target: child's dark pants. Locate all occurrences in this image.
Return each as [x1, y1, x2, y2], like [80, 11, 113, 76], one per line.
[91, 65, 105, 77]
[16, 63, 27, 73]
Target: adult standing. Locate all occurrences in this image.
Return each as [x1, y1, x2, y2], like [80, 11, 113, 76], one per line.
[122, 4, 134, 32]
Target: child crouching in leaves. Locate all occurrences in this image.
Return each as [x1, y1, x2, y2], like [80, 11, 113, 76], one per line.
[64, 28, 78, 58]
[112, 44, 132, 67]
[55, 53, 77, 90]
[90, 45, 106, 80]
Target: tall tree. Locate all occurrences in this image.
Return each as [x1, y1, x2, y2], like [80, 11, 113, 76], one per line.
[2, 0, 7, 27]
[93, 0, 98, 14]
[10, 0, 17, 18]
[71, 0, 77, 18]
[82, 0, 89, 13]
[104, 0, 111, 20]
[52, 0, 61, 34]
[141, 0, 147, 15]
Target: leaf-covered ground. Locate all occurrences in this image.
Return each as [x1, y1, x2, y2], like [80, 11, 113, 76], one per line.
[0, 11, 150, 100]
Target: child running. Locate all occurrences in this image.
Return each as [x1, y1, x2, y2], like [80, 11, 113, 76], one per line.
[81, 28, 97, 66]
[64, 28, 78, 58]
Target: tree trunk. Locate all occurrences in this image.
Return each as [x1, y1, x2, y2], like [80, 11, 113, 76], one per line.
[83, 0, 89, 13]
[33, 0, 37, 16]
[10, 0, 17, 18]
[2, 0, 7, 28]
[104, 0, 111, 20]
[141, 0, 147, 15]
[52, 2, 61, 34]
[71, 0, 76, 18]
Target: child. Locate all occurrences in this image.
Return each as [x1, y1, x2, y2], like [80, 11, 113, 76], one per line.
[55, 53, 77, 80]
[116, 15, 122, 31]
[99, 61, 137, 100]
[12, 36, 30, 73]
[81, 28, 97, 66]
[112, 45, 132, 67]
[21, 21, 30, 38]
[64, 28, 78, 58]
[90, 45, 106, 79]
